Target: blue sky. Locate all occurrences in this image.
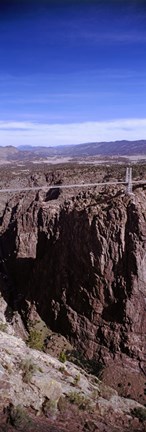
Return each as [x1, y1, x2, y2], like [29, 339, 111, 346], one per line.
[0, 0, 146, 146]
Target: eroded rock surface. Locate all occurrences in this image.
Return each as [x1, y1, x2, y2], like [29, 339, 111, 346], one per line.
[0, 183, 146, 403]
[0, 330, 146, 432]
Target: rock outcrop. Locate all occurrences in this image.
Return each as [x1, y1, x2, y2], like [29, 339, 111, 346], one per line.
[0, 185, 146, 402]
[0, 329, 146, 432]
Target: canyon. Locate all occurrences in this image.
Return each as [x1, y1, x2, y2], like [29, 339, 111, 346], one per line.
[0, 162, 146, 431]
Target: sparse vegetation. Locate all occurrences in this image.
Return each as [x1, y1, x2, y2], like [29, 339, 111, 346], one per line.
[0, 322, 7, 332]
[91, 389, 99, 400]
[26, 329, 44, 351]
[131, 406, 146, 422]
[20, 359, 36, 383]
[59, 365, 65, 373]
[42, 397, 57, 416]
[73, 373, 80, 386]
[59, 351, 67, 363]
[5, 403, 32, 428]
[67, 391, 91, 410]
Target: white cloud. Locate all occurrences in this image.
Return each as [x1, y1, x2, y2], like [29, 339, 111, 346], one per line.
[79, 30, 146, 45]
[0, 118, 146, 147]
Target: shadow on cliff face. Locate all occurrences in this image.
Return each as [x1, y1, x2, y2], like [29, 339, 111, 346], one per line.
[45, 187, 61, 201]
[101, 201, 140, 324]
[13, 207, 98, 333]
[0, 206, 96, 330]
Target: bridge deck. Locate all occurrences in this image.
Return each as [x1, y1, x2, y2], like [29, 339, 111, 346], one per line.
[0, 180, 145, 193]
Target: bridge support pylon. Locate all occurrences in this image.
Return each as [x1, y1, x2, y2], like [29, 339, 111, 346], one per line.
[125, 167, 133, 195]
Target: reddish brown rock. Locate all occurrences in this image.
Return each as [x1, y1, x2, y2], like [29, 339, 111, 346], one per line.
[0, 186, 146, 402]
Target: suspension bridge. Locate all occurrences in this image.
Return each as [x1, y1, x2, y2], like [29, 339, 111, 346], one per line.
[0, 167, 145, 195]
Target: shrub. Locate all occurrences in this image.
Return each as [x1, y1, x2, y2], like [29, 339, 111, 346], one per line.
[26, 329, 44, 351]
[131, 406, 146, 422]
[42, 397, 57, 416]
[59, 366, 65, 373]
[5, 403, 31, 429]
[73, 373, 80, 386]
[59, 351, 66, 363]
[0, 322, 7, 332]
[20, 359, 36, 384]
[67, 391, 90, 410]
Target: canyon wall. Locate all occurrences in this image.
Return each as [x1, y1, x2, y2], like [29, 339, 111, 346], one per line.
[0, 187, 146, 386]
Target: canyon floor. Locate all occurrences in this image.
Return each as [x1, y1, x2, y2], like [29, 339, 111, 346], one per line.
[0, 161, 146, 431]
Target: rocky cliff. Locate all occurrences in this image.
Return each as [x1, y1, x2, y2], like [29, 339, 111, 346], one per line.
[1, 329, 146, 432]
[0, 184, 146, 403]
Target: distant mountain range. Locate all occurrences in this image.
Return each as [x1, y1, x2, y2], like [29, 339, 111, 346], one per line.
[18, 140, 146, 156]
[0, 140, 146, 161]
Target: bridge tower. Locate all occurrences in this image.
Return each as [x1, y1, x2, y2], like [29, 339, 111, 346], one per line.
[125, 167, 133, 194]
